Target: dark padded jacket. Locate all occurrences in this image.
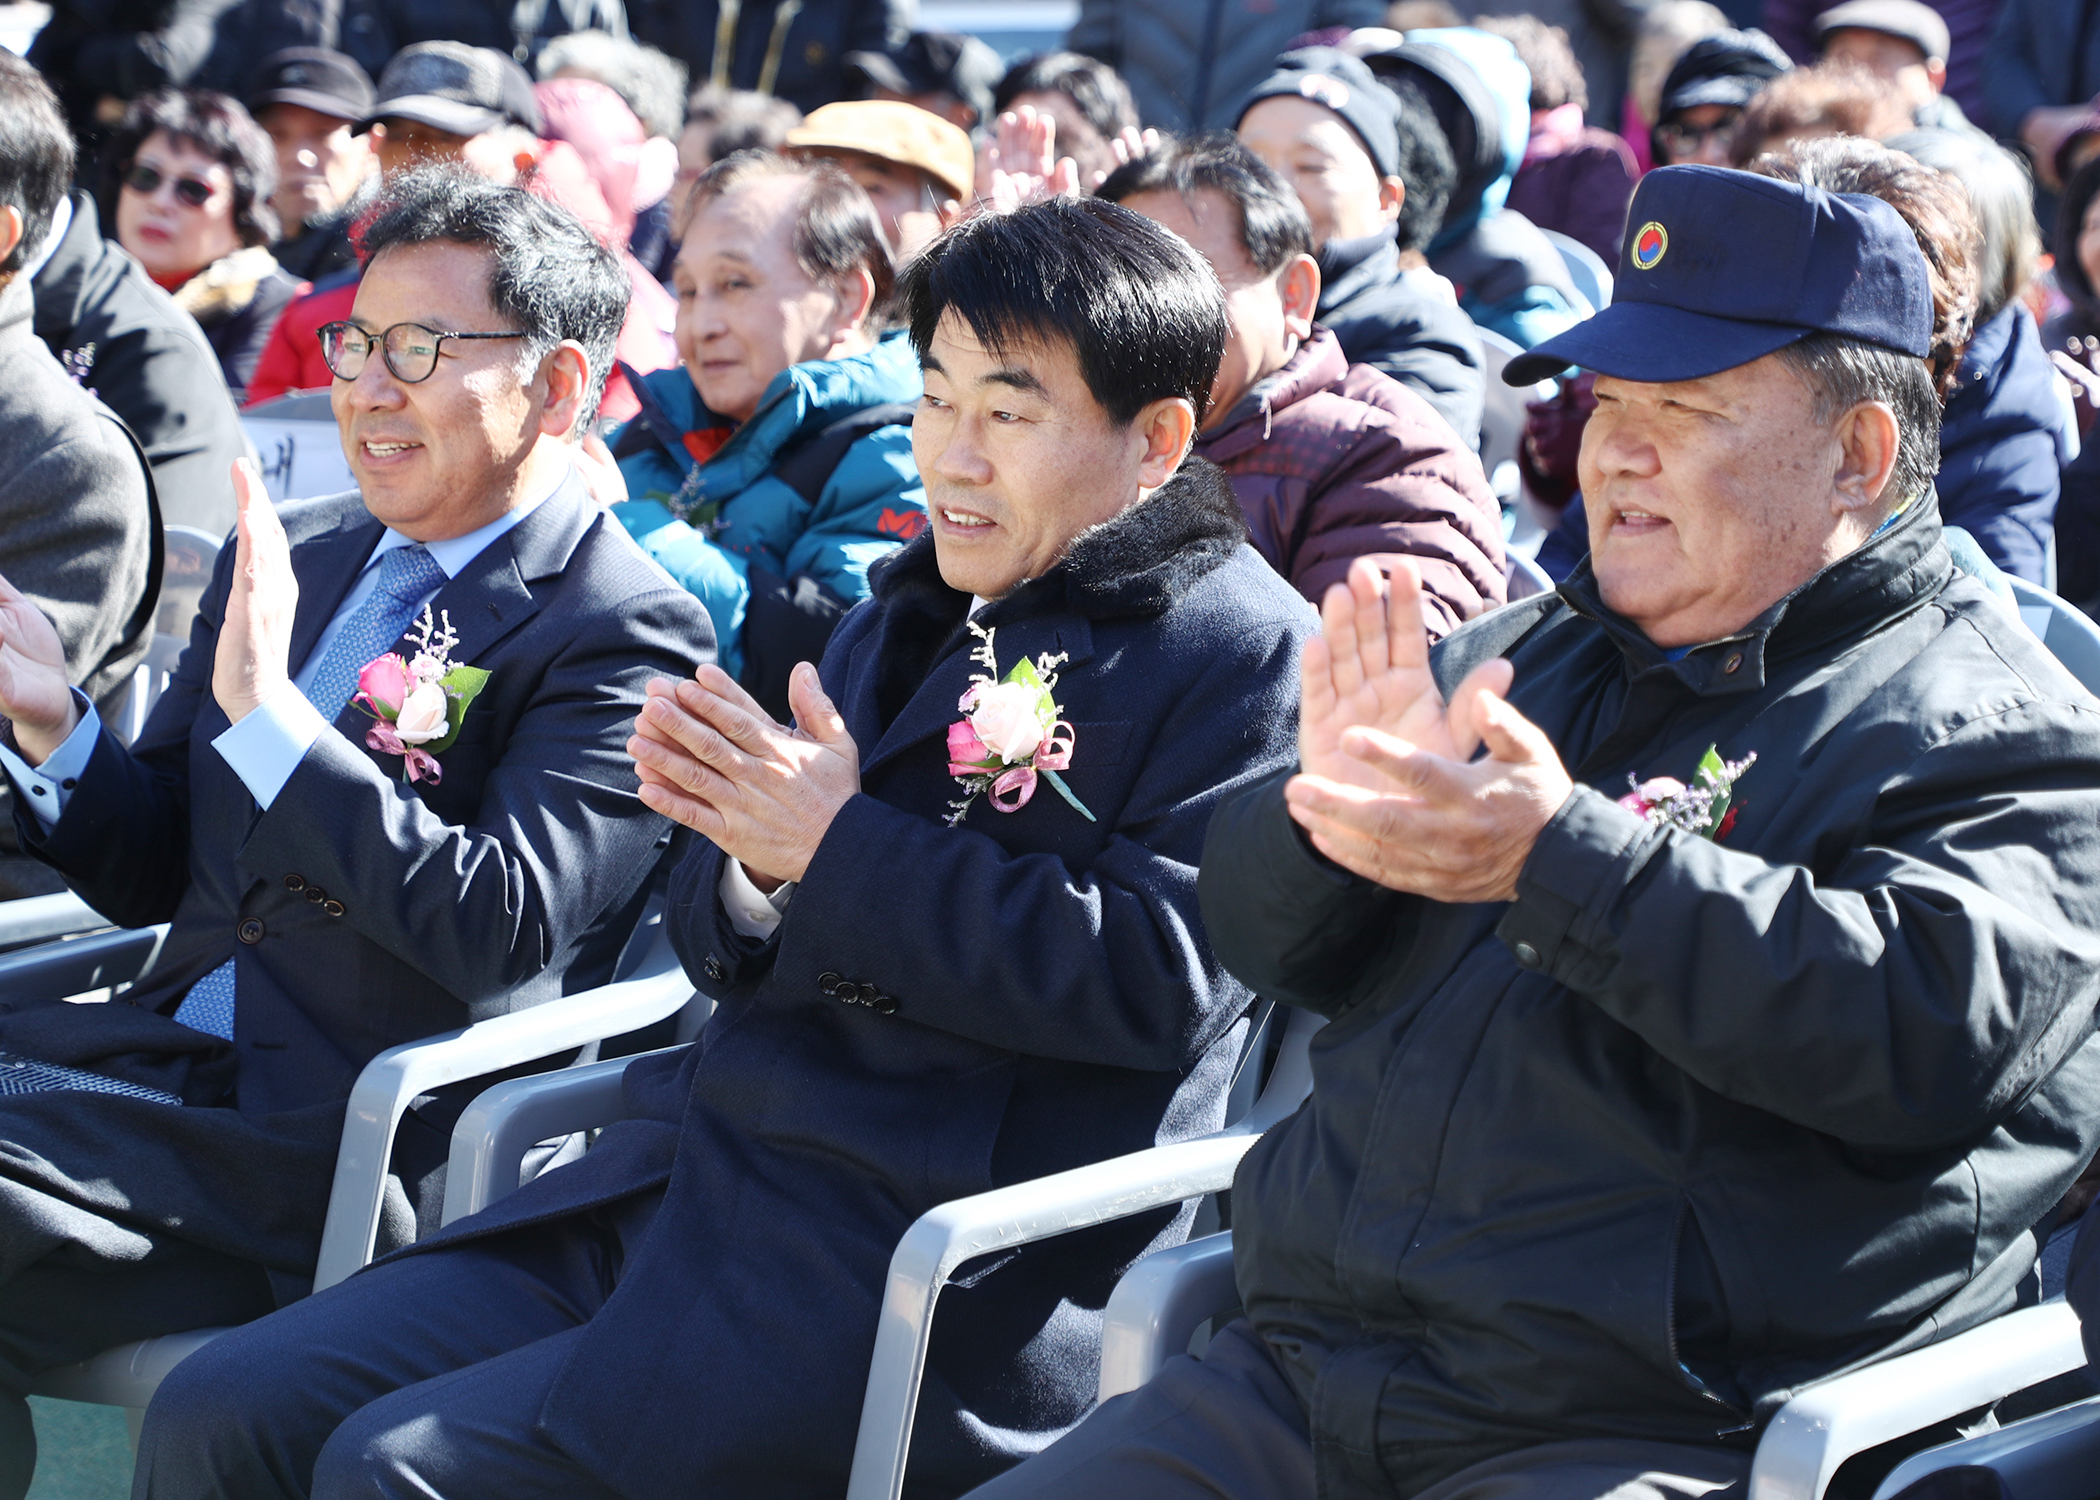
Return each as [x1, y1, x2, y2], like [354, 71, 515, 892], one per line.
[1194, 327, 1504, 637]
[1316, 225, 1487, 456]
[1201, 500, 2100, 1498]
[31, 193, 248, 537]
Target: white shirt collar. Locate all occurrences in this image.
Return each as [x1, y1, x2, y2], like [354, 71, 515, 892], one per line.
[365, 463, 566, 579]
[23, 196, 73, 283]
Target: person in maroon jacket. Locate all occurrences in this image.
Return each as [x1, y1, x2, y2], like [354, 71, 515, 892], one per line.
[1100, 132, 1506, 639]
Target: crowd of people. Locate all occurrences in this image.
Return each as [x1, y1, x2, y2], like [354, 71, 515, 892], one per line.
[0, 0, 2098, 1497]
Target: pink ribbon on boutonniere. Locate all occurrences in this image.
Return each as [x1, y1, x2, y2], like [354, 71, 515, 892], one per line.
[365, 721, 443, 784]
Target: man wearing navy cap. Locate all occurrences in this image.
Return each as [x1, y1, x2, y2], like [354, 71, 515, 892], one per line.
[967, 164, 2100, 1500]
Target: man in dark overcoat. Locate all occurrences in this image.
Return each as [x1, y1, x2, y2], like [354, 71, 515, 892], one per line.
[136, 196, 1317, 1499]
[966, 166, 2100, 1499]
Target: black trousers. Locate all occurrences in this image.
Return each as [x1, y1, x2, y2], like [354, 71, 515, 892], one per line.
[961, 1321, 1752, 1500]
[0, 1243, 278, 1500]
[133, 1189, 662, 1500]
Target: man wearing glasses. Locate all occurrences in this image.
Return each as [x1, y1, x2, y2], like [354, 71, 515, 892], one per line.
[0, 166, 713, 1500]
[1649, 30, 1794, 168]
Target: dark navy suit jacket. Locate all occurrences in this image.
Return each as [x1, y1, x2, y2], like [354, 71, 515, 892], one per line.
[388, 460, 1316, 1499]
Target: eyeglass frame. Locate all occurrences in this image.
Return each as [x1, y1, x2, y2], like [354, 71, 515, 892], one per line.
[120, 162, 217, 209]
[1655, 110, 1741, 154]
[316, 320, 530, 384]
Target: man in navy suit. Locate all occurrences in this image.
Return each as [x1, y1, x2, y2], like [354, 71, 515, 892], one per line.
[138, 196, 1317, 1499]
[0, 167, 712, 1498]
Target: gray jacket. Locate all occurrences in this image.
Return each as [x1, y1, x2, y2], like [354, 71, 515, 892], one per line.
[1068, 0, 1386, 131]
[0, 275, 158, 711]
[1202, 499, 2100, 1497]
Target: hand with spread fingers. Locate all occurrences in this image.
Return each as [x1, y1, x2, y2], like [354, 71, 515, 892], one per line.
[0, 570, 78, 766]
[1287, 556, 1574, 903]
[212, 458, 300, 725]
[629, 660, 861, 890]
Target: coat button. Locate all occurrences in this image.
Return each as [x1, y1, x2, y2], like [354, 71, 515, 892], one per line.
[703, 954, 726, 982]
[304, 886, 327, 904]
[872, 995, 898, 1015]
[323, 900, 344, 917]
[818, 971, 844, 997]
[858, 983, 883, 1005]
[237, 918, 265, 944]
[283, 874, 306, 892]
[1723, 653, 1743, 674]
[1513, 941, 1539, 968]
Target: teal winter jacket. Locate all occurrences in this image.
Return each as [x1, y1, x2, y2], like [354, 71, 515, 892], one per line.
[608, 332, 927, 694]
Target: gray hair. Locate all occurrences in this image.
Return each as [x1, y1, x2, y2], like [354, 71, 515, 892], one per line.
[357, 165, 630, 428]
[1888, 128, 2040, 326]
[1774, 332, 1942, 513]
[536, 30, 689, 139]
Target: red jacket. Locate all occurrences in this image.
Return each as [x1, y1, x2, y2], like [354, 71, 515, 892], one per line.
[1194, 326, 1506, 640]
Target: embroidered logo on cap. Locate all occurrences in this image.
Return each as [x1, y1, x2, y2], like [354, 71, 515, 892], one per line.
[1298, 74, 1350, 110]
[1632, 221, 1668, 270]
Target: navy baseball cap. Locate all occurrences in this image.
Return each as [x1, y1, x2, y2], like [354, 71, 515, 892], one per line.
[1502, 166, 1933, 386]
[1237, 49, 1402, 181]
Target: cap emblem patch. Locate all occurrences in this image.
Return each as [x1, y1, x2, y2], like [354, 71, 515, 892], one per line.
[1632, 221, 1668, 270]
[1298, 74, 1350, 110]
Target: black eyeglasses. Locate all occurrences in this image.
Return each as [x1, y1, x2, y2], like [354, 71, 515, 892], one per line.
[317, 321, 528, 384]
[1655, 115, 1739, 154]
[121, 162, 215, 208]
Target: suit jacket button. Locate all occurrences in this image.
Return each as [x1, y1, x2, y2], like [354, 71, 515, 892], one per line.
[237, 918, 265, 944]
[818, 971, 843, 997]
[322, 900, 344, 917]
[304, 886, 327, 904]
[872, 995, 898, 1015]
[703, 955, 725, 982]
[283, 874, 306, 893]
[857, 983, 883, 1005]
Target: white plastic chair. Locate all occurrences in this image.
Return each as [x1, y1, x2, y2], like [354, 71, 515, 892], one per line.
[16, 889, 700, 1434]
[1540, 228, 1614, 317]
[2006, 575, 2100, 696]
[1871, 1385, 2100, 1498]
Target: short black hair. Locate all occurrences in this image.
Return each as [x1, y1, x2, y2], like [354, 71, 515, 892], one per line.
[358, 166, 631, 427]
[683, 149, 894, 321]
[993, 52, 1140, 142]
[1095, 131, 1312, 276]
[100, 89, 280, 247]
[0, 51, 74, 279]
[1381, 79, 1457, 255]
[899, 196, 1228, 427]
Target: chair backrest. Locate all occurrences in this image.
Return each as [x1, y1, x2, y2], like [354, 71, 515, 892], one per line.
[1540, 229, 1613, 315]
[124, 631, 191, 742]
[1478, 327, 1544, 509]
[2005, 575, 2100, 697]
[159, 525, 223, 638]
[1505, 551, 1555, 601]
[240, 395, 356, 503]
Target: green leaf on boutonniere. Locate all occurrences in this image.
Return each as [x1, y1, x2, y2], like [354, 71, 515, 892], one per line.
[423, 665, 492, 756]
[1693, 744, 1733, 837]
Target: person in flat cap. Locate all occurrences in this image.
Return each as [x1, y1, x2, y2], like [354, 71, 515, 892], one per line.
[248, 48, 378, 282]
[962, 163, 2100, 1500]
[1651, 28, 1792, 166]
[1814, 0, 1990, 135]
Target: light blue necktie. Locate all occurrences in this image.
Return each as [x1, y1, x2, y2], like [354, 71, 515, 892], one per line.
[173, 545, 448, 1040]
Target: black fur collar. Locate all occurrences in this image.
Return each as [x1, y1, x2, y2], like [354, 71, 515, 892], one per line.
[870, 457, 1249, 623]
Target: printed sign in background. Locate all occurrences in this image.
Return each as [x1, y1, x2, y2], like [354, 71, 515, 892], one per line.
[240, 391, 357, 504]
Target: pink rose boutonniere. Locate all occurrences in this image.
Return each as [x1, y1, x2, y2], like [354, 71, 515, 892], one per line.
[1617, 744, 1755, 841]
[944, 621, 1096, 827]
[352, 605, 491, 785]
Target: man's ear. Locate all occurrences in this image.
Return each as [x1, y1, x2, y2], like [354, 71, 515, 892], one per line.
[1832, 399, 1902, 516]
[0, 205, 24, 271]
[1279, 252, 1320, 339]
[1925, 57, 1948, 92]
[539, 340, 592, 439]
[1132, 395, 1197, 492]
[830, 265, 878, 342]
[1377, 175, 1406, 226]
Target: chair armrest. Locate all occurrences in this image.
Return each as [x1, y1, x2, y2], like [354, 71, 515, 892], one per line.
[440, 1052, 667, 1226]
[1099, 1230, 1238, 1401]
[0, 892, 110, 951]
[310, 964, 693, 1291]
[1747, 1300, 2087, 1500]
[843, 1124, 1269, 1500]
[0, 924, 167, 1002]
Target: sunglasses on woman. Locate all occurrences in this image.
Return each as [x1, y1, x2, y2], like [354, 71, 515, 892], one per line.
[121, 163, 215, 209]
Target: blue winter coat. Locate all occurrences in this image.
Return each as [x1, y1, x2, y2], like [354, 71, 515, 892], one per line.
[375, 461, 1316, 1499]
[1936, 302, 2067, 585]
[608, 331, 927, 685]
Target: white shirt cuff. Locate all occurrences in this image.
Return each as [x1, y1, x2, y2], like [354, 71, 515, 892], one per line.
[0, 695, 99, 828]
[719, 859, 795, 939]
[211, 687, 331, 810]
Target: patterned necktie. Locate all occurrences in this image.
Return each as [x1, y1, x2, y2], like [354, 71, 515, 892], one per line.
[173, 544, 449, 1040]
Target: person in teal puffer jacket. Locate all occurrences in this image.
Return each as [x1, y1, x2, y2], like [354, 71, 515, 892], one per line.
[608, 150, 926, 718]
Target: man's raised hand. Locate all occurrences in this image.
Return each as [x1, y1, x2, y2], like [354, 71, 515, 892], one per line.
[629, 660, 861, 889]
[212, 458, 299, 724]
[0, 571, 79, 765]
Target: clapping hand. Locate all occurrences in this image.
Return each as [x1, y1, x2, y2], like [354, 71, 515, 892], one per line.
[629, 661, 862, 889]
[1285, 558, 1574, 903]
[2052, 339, 2100, 437]
[985, 105, 1081, 211]
[0, 571, 78, 766]
[212, 458, 299, 724]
